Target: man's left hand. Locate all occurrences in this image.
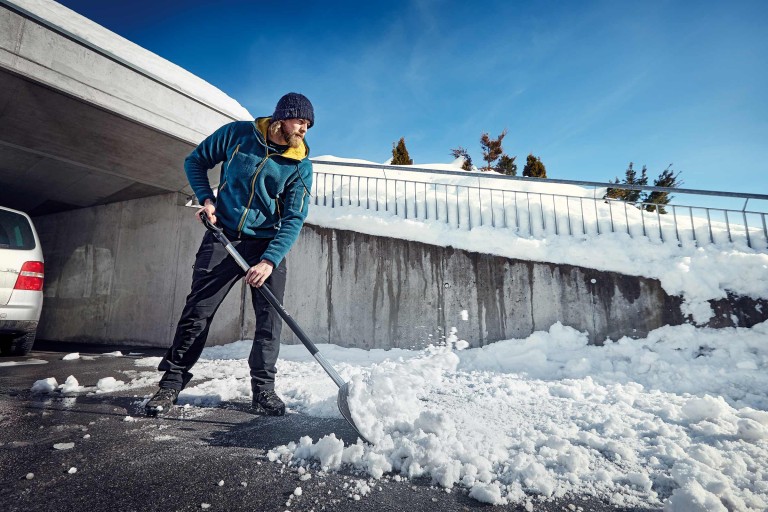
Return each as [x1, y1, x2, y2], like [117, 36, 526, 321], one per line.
[246, 260, 274, 288]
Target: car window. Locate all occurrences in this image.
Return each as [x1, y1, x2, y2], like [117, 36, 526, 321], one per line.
[0, 210, 36, 250]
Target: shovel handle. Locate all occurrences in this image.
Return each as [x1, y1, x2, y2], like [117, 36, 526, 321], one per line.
[200, 214, 346, 388]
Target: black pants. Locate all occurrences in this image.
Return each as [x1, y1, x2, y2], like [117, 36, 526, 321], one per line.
[157, 231, 287, 393]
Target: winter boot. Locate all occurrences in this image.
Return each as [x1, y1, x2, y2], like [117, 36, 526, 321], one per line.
[252, 390, 286, 416]
[145, 387, 180, 417]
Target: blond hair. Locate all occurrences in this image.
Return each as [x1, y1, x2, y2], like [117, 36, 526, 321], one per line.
[269, 120, 282, 137]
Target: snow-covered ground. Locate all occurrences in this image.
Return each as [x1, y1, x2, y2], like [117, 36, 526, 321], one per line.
[35, 319, 768, 511]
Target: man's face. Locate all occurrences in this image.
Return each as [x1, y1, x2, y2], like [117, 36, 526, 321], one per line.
[280, 118, 310, 149]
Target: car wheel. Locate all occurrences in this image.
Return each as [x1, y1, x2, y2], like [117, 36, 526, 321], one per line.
[8, 331, 36, 356]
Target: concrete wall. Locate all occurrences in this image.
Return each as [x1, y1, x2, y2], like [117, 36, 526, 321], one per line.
[34, 193, 243, 346]
[34, 193, 768, 348]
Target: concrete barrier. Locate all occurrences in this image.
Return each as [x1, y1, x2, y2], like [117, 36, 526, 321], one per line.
[34, 192, 768, 348]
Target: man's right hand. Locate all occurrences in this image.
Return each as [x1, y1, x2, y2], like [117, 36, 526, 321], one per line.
[197, 199, 217, 225]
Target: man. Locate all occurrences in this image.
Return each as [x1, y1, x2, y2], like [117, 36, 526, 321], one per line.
[145, 93, 314, 417]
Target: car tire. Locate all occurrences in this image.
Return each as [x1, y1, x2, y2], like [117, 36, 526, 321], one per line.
[8, 330, 36, 356]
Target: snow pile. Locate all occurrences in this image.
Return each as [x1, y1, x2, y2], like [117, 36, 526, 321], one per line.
[41, 320, 767, 510]
[262, 321, 768, 510]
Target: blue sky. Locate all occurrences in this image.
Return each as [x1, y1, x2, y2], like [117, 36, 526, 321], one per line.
[58, 0, 767, 199]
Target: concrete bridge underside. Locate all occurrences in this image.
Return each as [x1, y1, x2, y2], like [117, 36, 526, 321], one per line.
[0, 2, 236, 215]
[0, 69, 196, 215]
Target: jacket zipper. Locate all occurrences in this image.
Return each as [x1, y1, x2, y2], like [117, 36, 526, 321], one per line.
[237, 154, 273, 234]
[219, 144, 240, 194]
[299, 188, 307, 212]
[276, 194, 281, 219]
[227, 144, 241, 168]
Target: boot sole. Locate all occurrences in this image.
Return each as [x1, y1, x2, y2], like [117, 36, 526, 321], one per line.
[252, 404, 286, 416]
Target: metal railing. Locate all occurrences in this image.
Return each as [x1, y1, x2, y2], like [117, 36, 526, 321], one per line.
[310, 160, 768, 250]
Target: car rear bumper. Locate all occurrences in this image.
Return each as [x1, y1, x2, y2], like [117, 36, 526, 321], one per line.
[0, 319, 38, 336]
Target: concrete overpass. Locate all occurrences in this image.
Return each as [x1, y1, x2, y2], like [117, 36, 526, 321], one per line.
[0, 0, 247, 215]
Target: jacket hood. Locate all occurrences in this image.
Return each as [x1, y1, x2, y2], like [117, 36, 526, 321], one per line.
[254, 117, 309, 161]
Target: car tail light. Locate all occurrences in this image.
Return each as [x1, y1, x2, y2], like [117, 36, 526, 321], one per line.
[14, 261, 45, 291]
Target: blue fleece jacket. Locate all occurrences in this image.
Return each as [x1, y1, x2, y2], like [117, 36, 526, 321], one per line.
[184, 118, 313, 267]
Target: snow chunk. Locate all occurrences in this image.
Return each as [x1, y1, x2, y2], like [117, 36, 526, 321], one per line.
[736, 418, 767, 441]
[666, 480, 727, 511]
[31, 377, 58, 393]
[53, 443, 75, 450]
[59, 375, 84, 393]
[680, 396, 731, 423]
[469, 482, 506, 505]
[62, 353, 80, 360]
[96, 376, 125, 392]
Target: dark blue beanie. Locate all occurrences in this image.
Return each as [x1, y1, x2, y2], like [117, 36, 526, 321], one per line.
[271, 92, 314, 128]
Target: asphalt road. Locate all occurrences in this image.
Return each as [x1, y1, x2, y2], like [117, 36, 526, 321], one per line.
[0, 342, 657, 512]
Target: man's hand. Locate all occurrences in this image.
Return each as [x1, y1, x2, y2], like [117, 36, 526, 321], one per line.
[197, 199, 217, 224]
[246, 260, 274, 288]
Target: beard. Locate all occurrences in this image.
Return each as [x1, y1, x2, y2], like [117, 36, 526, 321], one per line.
[280, 124, 304, 149]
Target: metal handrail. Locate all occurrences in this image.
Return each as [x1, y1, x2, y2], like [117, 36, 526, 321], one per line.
[309, 161, 768, 250]
[311, 160, 768, 202]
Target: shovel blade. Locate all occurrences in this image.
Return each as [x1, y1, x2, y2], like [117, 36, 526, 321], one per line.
[337, 382, 372, 445]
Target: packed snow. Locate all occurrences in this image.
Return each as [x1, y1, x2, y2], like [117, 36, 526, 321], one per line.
[34, 320, 768, 510]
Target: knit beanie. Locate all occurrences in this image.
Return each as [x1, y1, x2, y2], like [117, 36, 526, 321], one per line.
[271, 92, 314, 128]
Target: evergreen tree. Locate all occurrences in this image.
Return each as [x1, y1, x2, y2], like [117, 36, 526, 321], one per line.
[391, 137, 413, 165]
[479, 130, 507, 172]
[451, 146, 473, 171]
[496, 154, 517, 176]
[522, 154, 547, 178]
[606, 162, 648, 202]
[644, 166, 682, 214]
[605, 176, 625, 200]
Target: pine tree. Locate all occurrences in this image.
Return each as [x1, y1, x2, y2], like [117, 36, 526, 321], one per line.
[606, 163, 648, 202]
[522, 154, 547, 178]
[391, 137, 413, 165]
[605, 176, 626, 200]
[496, 154, 517, 176]
[451, 147, 473, 171]
[479, 130, 507, 172]
[625, 164, 648, 203]
[644, 166, 682, 214]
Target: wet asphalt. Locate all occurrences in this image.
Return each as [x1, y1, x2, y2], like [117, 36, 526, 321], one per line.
[0, 342, 657, 512]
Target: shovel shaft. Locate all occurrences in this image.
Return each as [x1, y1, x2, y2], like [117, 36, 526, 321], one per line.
[202, 216, 345, 388]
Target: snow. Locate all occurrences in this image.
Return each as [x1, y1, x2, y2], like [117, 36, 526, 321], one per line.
[10, 9, 766, 508]
[31, 377, 57, 393]
[51, 318, 766, 510]
[62, 353, 80, 360]
[18, 160, 768, 512]
[307, 157, 768, 323]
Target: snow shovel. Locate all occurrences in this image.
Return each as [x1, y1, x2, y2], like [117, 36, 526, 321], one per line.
[200, 215, 371, 444]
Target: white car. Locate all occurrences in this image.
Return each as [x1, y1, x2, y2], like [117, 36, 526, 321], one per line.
[0, 206, 44, 356]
